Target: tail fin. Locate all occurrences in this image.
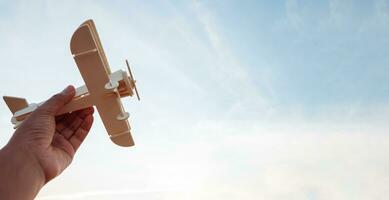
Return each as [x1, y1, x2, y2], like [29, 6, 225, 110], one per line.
[3, 96, 28, 114]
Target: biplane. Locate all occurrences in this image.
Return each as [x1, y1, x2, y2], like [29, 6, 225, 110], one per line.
[3, 19, 140, 147]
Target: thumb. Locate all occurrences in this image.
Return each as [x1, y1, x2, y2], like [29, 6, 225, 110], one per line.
[36, 86, 75, 116]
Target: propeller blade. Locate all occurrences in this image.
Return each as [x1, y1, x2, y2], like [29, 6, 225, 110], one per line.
[134, 84, 140, 101]
[125, 59, 140, 101]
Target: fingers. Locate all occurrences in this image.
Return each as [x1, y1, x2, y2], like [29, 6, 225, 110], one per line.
[56, 107, 94, 134]
[36, 86, 75, 116]
[58, 108, 94, 139]
[55, 110, 83, 131]
[69, 115, 94, 151]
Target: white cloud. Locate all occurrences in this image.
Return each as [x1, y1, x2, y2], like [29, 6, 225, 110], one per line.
[37, 120, 389, 199]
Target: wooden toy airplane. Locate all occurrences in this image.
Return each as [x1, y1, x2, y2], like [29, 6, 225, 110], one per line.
[3, 19, 140, 147]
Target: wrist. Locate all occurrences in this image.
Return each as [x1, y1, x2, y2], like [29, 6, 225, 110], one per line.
[0, 145, 45, 199]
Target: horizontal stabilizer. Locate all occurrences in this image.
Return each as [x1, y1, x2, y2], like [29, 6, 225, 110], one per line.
[3, 96, 28, 114]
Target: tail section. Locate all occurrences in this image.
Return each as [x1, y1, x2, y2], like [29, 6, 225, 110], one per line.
[3, 96, 28, 114]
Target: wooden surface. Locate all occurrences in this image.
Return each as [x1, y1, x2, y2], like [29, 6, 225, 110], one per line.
[70, 20, 134, 147]
[3, 96, 28, 114]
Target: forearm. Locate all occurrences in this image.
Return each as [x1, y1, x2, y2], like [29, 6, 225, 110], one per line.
[0, 145, 45, 200]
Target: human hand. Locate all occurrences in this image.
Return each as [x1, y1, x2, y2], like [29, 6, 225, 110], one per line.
[0, 86, 94, 199]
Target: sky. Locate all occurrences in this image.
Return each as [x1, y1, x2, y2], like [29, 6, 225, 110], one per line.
[0, 0, 389, 199]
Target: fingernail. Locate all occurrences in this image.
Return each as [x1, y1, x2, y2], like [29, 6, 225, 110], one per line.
[61, 85, 73, 94]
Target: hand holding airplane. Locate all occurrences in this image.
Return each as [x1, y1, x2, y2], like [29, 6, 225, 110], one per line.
[3, 19, 140, 147]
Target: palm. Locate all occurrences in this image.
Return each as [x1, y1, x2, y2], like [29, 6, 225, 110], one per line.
[6, 86, 94, 183]
[0, 86, 94, 200]
[11, 106, 94, 182]
[38, 108, 94, 181]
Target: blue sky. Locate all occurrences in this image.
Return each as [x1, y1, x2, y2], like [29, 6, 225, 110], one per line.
[211, 0, 389, 105]
[0, 0, 389, 199]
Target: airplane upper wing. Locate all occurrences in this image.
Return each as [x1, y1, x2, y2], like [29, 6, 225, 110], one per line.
[83, 20, 112, 74]
[70, 20, 134, 147]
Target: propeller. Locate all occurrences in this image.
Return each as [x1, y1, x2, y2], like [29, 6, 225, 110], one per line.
[125, 59, 140, 101]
